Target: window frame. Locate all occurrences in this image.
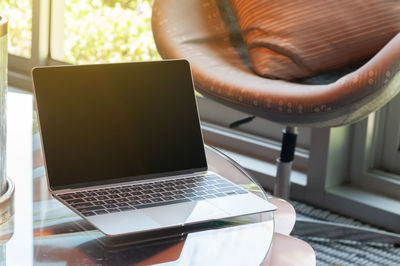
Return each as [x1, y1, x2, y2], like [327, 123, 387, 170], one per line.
[350, 99, 400, 200]
[376, 93, 400, 175]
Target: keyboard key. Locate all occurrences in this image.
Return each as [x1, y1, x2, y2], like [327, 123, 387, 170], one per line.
[163, 182, 174, 187]
[105, 204, 117, 208]
[92, 200, 105, 206]
[185, 183, 197, 189]
[97, 195, 109, 200]
[82, 212, 96, 217]
[215, 193, 227, 198]
[189, 196, 205, 201]
[206, 189, 218, 195]
[215, 183, 232, 188]
[195, 181, 208, 186]
[173, 195, 185, 199]
[107, 208, 120, 213]
[116, 202, 129, 207]
[108, 194, 121, 199]
[203, 194, 217, 199]
[73, 202, 93, 209]
[85, 197, 96, 201]
[77, 206, 105, 212]
[128, 200, 141, 206]
[105, 199, 117, 204]
[204, 175, 220, 181]
[235, 189, 248, 194]
[116, 198, 129, 203]
[203, 184, 217, 190]
[95, 210, 108, 215]
[161, 196, 174, 201]
[119, 206, 134, 211]
[127, 196, 140, 201]
[67, 198, 84, 204]
[151, 198, 163, 202]
[139, 199, 152, 204]
[195, 191, 207, 196]
[59, 194, 73, 200]
[217, 186, 237, 193]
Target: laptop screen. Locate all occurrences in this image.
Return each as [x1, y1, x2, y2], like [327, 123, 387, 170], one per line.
[33, 60, 207, 190]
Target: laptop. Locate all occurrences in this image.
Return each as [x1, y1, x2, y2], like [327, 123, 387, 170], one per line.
[31, 59, 276, 237]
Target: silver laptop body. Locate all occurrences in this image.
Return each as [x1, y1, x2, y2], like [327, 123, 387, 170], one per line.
[32, 60, 276, 237]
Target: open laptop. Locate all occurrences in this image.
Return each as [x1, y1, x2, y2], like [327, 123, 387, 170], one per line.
[32, 59, 276, 237]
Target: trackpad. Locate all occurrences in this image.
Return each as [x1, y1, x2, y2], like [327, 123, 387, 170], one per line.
[208, 194, 277, 217]
[141, 201, 229, 226]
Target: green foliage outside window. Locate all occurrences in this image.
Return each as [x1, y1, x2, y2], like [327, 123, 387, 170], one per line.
[64, 0, 160, 64]
[0, 0, 32, 58]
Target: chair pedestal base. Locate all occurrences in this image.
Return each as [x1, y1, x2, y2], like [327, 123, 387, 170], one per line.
[274, 126, 297, 200]
[274, 159, 292, 200]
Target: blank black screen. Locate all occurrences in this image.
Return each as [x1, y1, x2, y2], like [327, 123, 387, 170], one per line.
[33, 60, 207, 190]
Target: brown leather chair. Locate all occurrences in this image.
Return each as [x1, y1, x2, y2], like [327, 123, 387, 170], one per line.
[151, 0, 400, 199]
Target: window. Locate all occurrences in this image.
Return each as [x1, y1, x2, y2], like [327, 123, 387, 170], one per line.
[0, 0, 32, 58]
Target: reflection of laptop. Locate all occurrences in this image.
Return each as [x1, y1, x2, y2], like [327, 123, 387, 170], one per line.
[31, 60, 276, 237]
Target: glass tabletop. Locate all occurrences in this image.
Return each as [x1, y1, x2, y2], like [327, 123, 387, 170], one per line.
[0, 90, 275, 265]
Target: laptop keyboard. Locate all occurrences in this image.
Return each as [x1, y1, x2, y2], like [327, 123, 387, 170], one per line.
[58, 174, 248, 217]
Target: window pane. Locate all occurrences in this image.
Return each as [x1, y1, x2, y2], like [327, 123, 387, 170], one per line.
[51, 0, 160, 64]
[0, 0, 32, 58]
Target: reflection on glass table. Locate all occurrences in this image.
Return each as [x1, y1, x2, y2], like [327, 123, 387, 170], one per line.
[1, 90, 314, 265]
